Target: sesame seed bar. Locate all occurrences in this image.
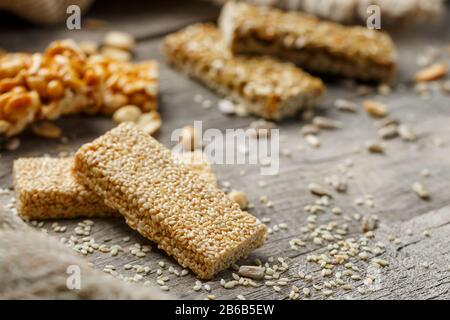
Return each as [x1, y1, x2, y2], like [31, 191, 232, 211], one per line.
[0, 39, 158, 137]
[172, 150, 217, 186]
[219, 2, 396, 83]
[163, 23, 324, 121]
[73, 123, 267, 279]
[13, 152, 217, 220]
[13, 157, 117, 220]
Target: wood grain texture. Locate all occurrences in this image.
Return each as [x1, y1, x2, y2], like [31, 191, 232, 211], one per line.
[0, 0, 449, 300]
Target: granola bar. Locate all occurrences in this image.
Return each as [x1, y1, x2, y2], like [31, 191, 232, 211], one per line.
[219, 2, 396, 83]
[0, 39, 158, 137]
[13, 152, 216, 220]
[73, 123, 267, 279]
[163, 23, 324, 121]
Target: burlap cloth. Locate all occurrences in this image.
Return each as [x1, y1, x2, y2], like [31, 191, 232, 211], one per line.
[211, 0, 444, 25]
[0, 206, 169, 299]
[0, 0, 94, 24]
[1, 0, 443, 25]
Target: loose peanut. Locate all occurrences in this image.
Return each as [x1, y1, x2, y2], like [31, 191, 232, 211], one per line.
[179, 125, 199, 151]
[137, 111, 161, 135]
[363, 100, 388, 118]
[104, 31, 136, 51]
[78, 40, 99, 56]
[101, 47, 131, 62]
[112, 105, 142, 124]
[398, 124, 417, 142]
[0, 120, 10, 134]
[228, 190, 248, 210]
[31, 121, 62, 139]
[414, 63, 447, 82]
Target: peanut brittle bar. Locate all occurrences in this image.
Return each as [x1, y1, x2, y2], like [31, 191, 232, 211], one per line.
[73, 123, 267, 279]
[13, 152, 216, 220]
[163, 23, 324, 121]
[0, 39, 158, 137]
[219, 2, 396, 83]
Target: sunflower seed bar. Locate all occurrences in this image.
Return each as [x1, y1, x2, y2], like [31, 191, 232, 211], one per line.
[0, 39, 158, 137]
[13, 151, 217, 220]
[13, 157, 117, 220]
[163, 23, 324, 121]
[73, 123, 267, 279]
[219, 2, 396, 83]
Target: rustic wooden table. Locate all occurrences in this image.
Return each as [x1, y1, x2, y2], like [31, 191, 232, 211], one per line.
[1, 0, 449, 300]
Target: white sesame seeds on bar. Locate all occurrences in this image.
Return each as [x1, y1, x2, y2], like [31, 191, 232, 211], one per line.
[73, 123, 267, 279]
[163, 24, 324, 121]
[13, 158, 117, 220]
[13, 154, 217, 220]
[219, 2, 396, 83]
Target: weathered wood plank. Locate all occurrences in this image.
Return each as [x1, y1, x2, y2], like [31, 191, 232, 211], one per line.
[0, 0, 449, 300]
[0, 0, 219, 52]
[346, 207, 450, 300]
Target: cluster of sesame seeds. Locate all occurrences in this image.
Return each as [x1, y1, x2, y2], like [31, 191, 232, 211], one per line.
[98, 256, 193, 291]
[4, 197, 17, 215]
[289, 238, 306, 250]
[50, 222, 67, 233]
[30, 220, 45, 229]
[258, 195, 274, 209]
[231, 157, 401, 300]
[266, 222, 288, 235]
[353, 195, 376, 208]
[129, 243, 152, 258]
[59, 222, 129, 257]
[193, 94, 213, 110]
[220, 273, 259, 289]
[74, 220, 94, 236]
[27, 216, 197, 293]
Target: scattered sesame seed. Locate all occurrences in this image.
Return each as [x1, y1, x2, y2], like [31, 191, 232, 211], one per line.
[366, 141, 385, 154]
[302, 288, 311, 296]
[308, 183, 332, 197]
[305, 134, 321, 148]
[412, 182, 430, 200]
[181, 269, 189, 276]
[372, 258, 389, 268]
